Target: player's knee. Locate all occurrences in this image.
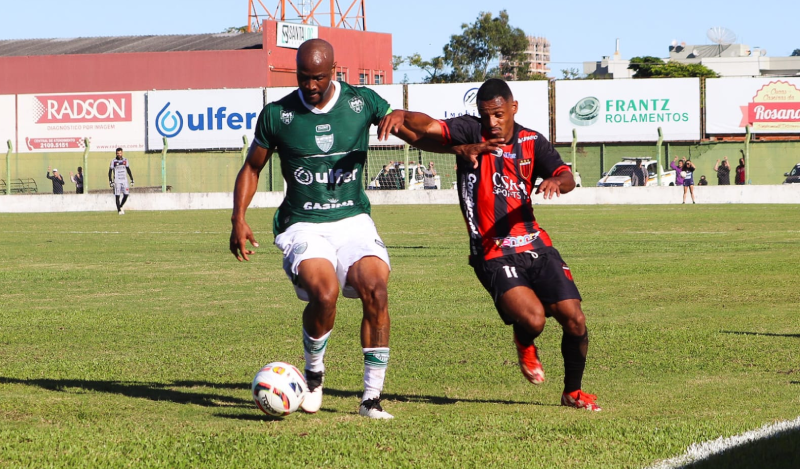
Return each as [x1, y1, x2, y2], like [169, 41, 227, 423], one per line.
[523, 313, 546, 335]
[307, 285, 339, 310]
[564, 309, 586, 336]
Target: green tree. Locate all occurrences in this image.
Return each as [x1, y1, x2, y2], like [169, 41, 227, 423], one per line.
[628, 57, 718, 78]
[791, 49, 800, 57]
[406, 53, 447, 83]
[441, 10, 529, 82]
[392, 55, 404, 71]
[223, 26, 248, 33]
[561, 67, 582, 80]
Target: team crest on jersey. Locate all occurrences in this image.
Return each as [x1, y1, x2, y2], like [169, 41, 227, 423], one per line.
[293, 242, 308, 255]
[280, 109, 294, 125]
[518, 159, 532, 179]
[349, 96, 364, 113]
[315, 134, 334, 152]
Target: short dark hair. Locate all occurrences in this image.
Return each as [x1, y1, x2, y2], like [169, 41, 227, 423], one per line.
[116, 147, 123, 152]
[77, 166, 82, 171]
[477, 78, 513, 103]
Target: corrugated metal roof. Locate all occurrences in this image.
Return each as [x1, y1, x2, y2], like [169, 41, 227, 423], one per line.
[0, 33, 263, 57]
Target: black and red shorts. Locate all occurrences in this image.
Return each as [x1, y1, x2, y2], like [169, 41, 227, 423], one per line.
[472, 246, 582, 324]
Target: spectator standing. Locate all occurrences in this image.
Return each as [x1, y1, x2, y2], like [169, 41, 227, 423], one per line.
[630, 159, 647, 186]
[714, 157, 731, 185]
[46, 166, 65, 194]
[421, 161, 437, 189]
[70, 167, 84, 194]
[671, 157, 685, 187]
[682, 160, 696, 204]
[735, 158, 746, 185]
[698, 175, 708, 186]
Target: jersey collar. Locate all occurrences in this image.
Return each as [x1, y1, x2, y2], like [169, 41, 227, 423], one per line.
[298, 80, 341, 114]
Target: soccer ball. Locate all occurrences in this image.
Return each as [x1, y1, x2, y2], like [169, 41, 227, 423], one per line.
[251, 362, 308, 417]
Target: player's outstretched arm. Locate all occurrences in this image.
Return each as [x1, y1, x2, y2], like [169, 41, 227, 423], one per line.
[230, 142, 272, 262]
[535, 170, 576, 199]
[378, 110, 444, 149]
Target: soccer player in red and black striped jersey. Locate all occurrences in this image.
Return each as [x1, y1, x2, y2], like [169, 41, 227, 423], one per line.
[379, 78, 601, 411]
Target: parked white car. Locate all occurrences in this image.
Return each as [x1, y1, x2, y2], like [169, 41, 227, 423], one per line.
[596, 157, 676, 187]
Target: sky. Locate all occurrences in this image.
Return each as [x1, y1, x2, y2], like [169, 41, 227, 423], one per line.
[1, 0, 797, 82]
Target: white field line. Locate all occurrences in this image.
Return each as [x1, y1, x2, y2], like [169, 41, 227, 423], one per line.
[645, 416, 800, 469]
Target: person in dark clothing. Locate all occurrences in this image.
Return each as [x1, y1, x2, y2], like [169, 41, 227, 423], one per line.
[735, 158, 746, 185]
[70, 167, 84, 194]
[46, 166, 65, 194]
[714, 157, 731, 185]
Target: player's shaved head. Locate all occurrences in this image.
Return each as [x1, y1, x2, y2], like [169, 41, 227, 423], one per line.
[297, 39, 334, 69]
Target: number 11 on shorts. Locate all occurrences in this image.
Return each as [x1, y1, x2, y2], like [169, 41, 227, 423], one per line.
[503, 266, 518, 278]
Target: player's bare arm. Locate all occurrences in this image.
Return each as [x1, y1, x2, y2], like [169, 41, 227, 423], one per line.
[230, 142, 273, 261]
[535, 170, 576, 200]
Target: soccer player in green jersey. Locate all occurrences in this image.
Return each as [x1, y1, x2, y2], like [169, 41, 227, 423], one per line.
[230, 39, 394, 419]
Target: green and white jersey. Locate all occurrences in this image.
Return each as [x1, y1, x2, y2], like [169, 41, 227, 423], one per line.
[254, 81, 391, 235]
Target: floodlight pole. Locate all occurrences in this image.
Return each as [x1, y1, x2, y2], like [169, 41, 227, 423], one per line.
[5, 140, 12, 195]
[744, 125, 751, 184]
[161, 137, 168, 193]
[571, 129, 578, 185]
[82, 138, 90, 194]
[656, 127, 664, 186]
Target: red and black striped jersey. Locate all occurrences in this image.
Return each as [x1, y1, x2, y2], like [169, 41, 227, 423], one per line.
[441, 115, 571, 262]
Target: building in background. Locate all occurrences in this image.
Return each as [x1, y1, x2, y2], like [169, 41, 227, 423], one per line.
[584, 38, 800, 79]
[500, 35, 550, 79]
[0, 20, 392, 94]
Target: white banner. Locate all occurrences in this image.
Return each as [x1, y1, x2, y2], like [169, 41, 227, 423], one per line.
[0, 95, 15, 149]
[17, 91, 145, 153]
[276, 21, 318, 49]
[407, 81, 550, 137]
[147, 89, 264, 150]
[265, 83, 405, 145]
[555, 79, 700, 142]
[707, 77, 800, 134]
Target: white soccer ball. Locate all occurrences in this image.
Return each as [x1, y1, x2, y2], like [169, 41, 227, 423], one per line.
[251, 362, 308, 417]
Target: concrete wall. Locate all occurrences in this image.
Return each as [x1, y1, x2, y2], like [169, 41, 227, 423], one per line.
[2, 185, 799, 213]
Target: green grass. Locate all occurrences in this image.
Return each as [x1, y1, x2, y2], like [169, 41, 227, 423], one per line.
[1, 204, 799, 468]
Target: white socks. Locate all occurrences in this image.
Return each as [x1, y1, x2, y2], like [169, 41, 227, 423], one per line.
[303, 328, 331, 373]
[362, 347, 390, 401]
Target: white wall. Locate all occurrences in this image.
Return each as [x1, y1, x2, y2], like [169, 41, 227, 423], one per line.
[1, 186, 799, 213]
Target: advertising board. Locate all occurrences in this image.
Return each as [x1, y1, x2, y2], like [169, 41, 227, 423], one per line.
[17, 92, 145, 153]
[147, 89, 264, 151]
[706, 77, 800, 134]
[407, 81, 550, 137]
[555, 78, 700, 142]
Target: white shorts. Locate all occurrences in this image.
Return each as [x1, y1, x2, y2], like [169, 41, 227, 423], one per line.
[114, 181, 129, 196]
[274, 213, 391, 301]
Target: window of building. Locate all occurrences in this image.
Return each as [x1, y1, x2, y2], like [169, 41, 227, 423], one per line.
[373, 73, 383, 85]
[359, 73, 368, 85]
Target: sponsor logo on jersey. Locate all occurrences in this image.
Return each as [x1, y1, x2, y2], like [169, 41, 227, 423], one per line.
[315, 134, 334, 152]
[294, 167, 359, 186]
[294, 168, 313, 185]
[519, 134, 538, 143]
[462, 173, 480, 238]
[281, 109, 294, 125]
[494, 232, 540, 248]
[155, 102, 257, 138]
[316, 124, 330, 132]
[502, 152, 517, 159]
[293, 242, 308, 255]
[492, 172, 528, 199]
[491, 148, 503, 157]
[349, 97, 364, 113]
[33, 93, 133, 124]
[302, 199, 355, 210]
[518, 159, 532, 179]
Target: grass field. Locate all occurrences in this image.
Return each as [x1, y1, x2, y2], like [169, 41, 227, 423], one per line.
[1, 204, 799, 468]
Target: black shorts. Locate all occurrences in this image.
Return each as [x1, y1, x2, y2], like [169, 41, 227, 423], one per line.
[472, 246, 582, 324]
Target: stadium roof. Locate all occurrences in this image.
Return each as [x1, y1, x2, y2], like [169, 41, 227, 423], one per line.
[0, 33, 263, 57]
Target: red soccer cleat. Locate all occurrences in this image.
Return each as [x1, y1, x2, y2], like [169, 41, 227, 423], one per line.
[561, 390, 602, 411]
[514, 333, 545, 385]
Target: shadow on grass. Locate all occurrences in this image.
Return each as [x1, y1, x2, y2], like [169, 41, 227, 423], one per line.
[671, 424, 800, 469]
[0, 377, 251, 408]
[720, 330, 800, 338]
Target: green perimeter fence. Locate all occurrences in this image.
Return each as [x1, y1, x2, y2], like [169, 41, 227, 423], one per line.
[2, 139, 799, 195]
